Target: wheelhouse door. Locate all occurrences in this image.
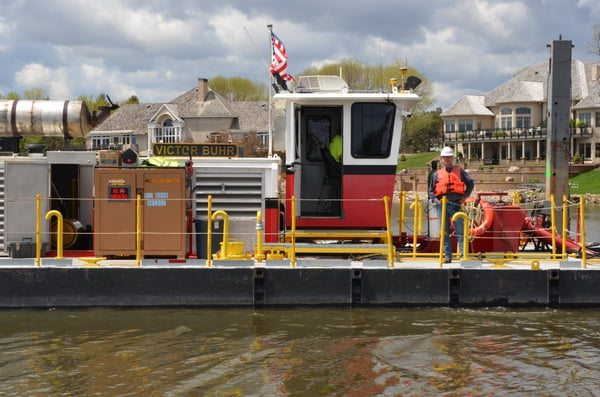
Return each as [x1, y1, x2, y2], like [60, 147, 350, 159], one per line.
[298, 106, 343, 217]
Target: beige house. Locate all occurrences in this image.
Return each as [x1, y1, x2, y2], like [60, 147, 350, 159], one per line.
[441, 60, 600, 164]
[89, 78, 284, 155]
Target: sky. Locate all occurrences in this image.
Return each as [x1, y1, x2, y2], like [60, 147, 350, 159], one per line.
[1, 0, 599, 110]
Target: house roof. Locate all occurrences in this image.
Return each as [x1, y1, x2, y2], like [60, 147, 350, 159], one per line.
[92, 82, 257, 134]
[229, 101, 285, 132]
[441, 95, 494, 117]
[483, 59, 591, 108]
[170, 86, 236, 117]
[573, 79, 600, 109]
[92, 103, 162, 134]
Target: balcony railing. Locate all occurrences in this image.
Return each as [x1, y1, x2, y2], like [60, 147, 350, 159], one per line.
[444, 126, 595, 143]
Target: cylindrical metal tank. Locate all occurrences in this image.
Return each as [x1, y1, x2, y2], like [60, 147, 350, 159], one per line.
[0, 100, 91, 137]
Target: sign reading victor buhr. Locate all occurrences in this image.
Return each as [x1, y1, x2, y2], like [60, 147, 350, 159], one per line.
[152, 143, 238, 157]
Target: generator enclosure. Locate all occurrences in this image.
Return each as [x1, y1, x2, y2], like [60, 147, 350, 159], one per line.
[94, 167, 187, 258]
[2, 152, 96, 256]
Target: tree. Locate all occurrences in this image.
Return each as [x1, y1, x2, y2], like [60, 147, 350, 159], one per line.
[297, 58, 434, 111]
[402, 108, 443, 153]
[587, 23, 600, 58]
[5, 91, 20, 100]
[23, 88, 49, 100]
[123, 94, 139, 105]
[209, 76, 268, 101]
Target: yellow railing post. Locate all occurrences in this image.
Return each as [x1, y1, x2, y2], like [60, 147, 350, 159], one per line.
[580, 197, 587, 269]
[451, 211, 469, 261]
[45, 210, 64, 259]
[255, 211, 265, 262]
[383, 196, 395, 268]
[36, 194, 42, 267]
[550, 194, 557, 257]
[409, 194, 422, 258]
[399, 191, 406, 237]
[439, 196, 447, 267]
[136, 194, 142, 266]
[290, 196, 296, 267]
[207, 195, 213, 267]
[511, 191, 521, 206]
[561, 195, 568, 260]
[211, 210, 230, 259]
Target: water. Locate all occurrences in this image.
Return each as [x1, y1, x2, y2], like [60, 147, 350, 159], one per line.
[1, 307, 600, 396]
[2, 206, 600, 396]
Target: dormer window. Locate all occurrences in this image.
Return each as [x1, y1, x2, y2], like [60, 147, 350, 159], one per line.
[154, 117, 181, 143]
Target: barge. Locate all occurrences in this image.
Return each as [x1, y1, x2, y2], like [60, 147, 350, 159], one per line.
[1, 70, 600, 309]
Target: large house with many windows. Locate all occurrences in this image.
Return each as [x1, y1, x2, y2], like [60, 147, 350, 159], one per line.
[89, 78, 283, 155]
[441, 60, 600, 164]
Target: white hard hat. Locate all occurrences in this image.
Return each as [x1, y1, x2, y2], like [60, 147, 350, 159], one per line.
[440, 147, 454, 157]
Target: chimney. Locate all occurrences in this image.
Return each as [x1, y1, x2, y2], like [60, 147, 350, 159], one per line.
[592, 64, 600, 81]
[197, 78, 209, 102]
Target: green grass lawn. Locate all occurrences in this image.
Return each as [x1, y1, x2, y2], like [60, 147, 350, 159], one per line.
[397, 152, 599, 195]
[397, 152, 438, 170]
[570, 169, 600, 195]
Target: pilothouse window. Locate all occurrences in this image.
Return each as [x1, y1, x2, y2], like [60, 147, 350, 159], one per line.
[351, 102, 396, 158]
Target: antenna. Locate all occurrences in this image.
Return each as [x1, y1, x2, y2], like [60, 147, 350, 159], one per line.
[244, 26, 269, 69]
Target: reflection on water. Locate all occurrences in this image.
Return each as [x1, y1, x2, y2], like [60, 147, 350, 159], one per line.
[1, 307, 600, 396]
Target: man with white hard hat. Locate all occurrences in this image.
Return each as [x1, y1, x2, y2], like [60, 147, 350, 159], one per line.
[429, 146, 475, 263]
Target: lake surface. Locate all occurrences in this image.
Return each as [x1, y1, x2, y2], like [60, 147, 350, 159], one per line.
[1, 307, 600, 396]
[2, 207, 600, 396]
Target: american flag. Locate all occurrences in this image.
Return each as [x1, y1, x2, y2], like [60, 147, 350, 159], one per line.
[270, 31, 294, 82]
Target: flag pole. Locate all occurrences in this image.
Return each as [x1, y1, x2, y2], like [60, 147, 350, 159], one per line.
[267, 24, 274, 158]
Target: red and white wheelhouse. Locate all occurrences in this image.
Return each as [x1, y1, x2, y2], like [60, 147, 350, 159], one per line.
[274, 75, 420, 232]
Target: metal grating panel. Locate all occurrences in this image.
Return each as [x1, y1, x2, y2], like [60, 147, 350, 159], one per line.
[193, 169, 264, 219]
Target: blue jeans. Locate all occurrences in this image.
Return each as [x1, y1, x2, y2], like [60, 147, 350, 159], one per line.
[437, 201, 464, 259]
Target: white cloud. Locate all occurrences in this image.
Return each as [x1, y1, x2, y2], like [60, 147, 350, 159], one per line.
[14, 64, 53, 88]
[2, 0, 599, 108]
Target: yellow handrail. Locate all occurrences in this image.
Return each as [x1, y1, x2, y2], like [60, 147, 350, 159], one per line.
[36, 194, 42, 267]
[255, 211, 265, 262]
[580, 197, 587, 269]
[383, 196, 395, 268]
[207, 194, 213, 267]
[136, 194, 141, 266]
[211, 210, 230, 259]
[550, 194, 557, 256]
[438, 196, 447, 267]
[561, 195, 567, 260]
[290, 196, 296, 267]
[452, 211, 469, 260]
[409, 194, 422, 258]
[45, 210, 64, 259]
[399, 191, 406, 237]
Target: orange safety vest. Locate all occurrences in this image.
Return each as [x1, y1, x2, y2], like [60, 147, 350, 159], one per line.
[434, 167, 466, 197]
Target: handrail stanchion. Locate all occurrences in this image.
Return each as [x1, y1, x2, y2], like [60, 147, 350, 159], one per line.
[383, 196, 394, 268]
[409, 194, 421, 259]
[207, 195, 212, 267]
[439, 196, 447, 267]
[562, 195, 568, 260]
[511, 191, 521, 206]
[255, 211, 265, 262]
[550, 194, 557, 258]
[136, 194, 142, 266]
[211, 210, 229, 259]
[580, 197, 587, 269]
[290, 196, 296, 267]
[44, 210, 64, 259]
[452, 211, 469, 261]
[399, 191, 406, 237]
[36, 194, 42, 267]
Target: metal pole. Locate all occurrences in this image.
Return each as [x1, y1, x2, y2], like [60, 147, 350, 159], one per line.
[545, 38, 572, 232]
[267, 24, 274, 158]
